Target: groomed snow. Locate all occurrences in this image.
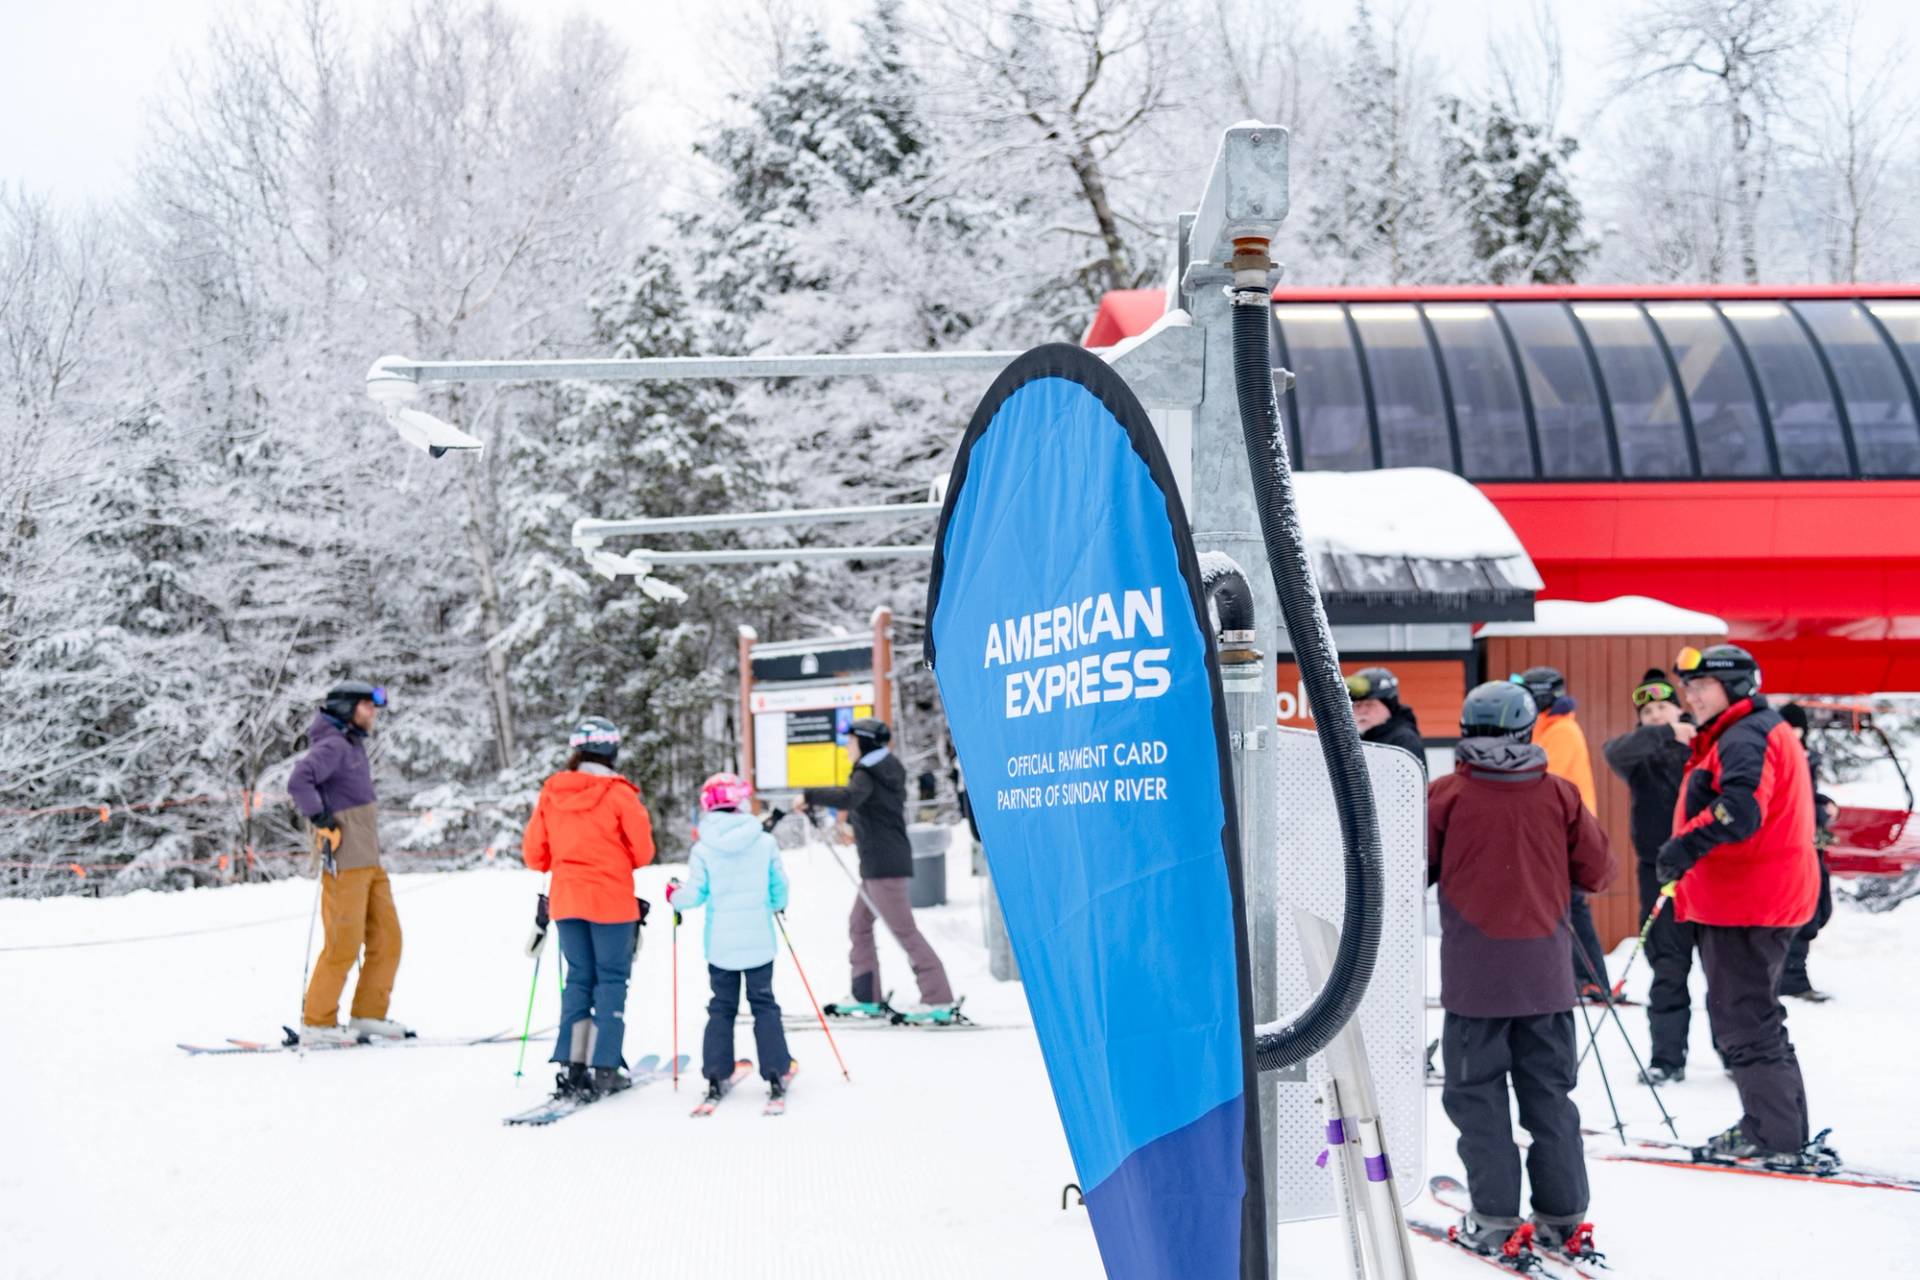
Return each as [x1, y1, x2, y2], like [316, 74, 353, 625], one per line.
[3, 840, 1918, 1277]
[1476, 596, 1731, 638]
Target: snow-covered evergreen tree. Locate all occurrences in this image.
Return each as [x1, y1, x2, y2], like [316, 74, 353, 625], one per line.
[502, 249, 797, 846]
[1306, 1, 1463, 284]
[1441, 95, 1593, 284]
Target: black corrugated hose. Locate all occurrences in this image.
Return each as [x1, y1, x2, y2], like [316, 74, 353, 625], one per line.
[1230, 285, 1385, 1073]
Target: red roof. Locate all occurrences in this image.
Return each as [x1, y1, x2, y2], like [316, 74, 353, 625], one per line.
[1092, 286, 1920, 330]
[1081, 289, 1170, 347]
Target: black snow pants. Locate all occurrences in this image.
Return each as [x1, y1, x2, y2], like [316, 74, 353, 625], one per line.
[1779, 853, 1833, 996]
[1441, 1011, 1588, 1221]
[1698, 924, 1810, 1153]
[1637, 858, 1699, 1071]
[1569, 891, 1608, 990]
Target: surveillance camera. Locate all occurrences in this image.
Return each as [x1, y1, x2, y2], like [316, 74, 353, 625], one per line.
[387, 405, 484, 457]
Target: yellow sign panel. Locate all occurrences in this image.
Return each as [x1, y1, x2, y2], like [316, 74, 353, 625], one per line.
[772, 704, 874, 790]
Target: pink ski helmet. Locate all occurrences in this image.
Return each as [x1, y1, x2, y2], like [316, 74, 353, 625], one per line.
[699, 772, 752, 812]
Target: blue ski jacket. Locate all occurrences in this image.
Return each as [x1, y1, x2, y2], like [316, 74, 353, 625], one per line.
[675, 809, 789, 971]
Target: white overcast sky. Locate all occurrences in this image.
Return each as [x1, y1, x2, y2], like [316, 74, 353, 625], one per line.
[2, 0, 1914, 204]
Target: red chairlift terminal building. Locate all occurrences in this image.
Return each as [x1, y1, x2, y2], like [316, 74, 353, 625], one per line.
[1087, 284, 1920, 694]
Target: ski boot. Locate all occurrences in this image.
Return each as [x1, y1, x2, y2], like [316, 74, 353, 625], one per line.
[298, 1023, 361, 1047]
[1765, 1128, 1843, 1174]
[1531, 1215, 1603, 1266]
[591, 1066, 632, 1096]
[348, 1015, 414, 1040]
[891, 998, 967, 1026]
[1638, 1063, 1684, 1085]
[554, 1062, 592, 1099]
[701, 1078, 726, 1107]
[1695, 1123, 1764, 1161]
[1448, 1212, 1537, 1268]
[824, 993, 895, 1020]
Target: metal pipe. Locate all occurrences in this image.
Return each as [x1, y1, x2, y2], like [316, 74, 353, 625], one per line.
[598, 545, 932, 567]
[379, 351, 1031, 385]
[574, 501, 940, 541]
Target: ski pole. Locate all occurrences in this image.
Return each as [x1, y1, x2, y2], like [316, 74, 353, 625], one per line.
[514, 881, 552, 1081]
[817, 825, 886, 921]
[295, 831, 333, 1053]
[776, 910, 850, 1082]
[1573, 994, 1628, 1146]
[1570, 927, 1681, 1139]
[671, 881, 681, 1091]
[1608, 885, 1675, 1000]
[513, 942, 543, 1081]
[1577, 887, 1672, 1069]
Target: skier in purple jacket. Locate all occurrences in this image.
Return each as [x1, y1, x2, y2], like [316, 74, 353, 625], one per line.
[288, 680, 407, 1044]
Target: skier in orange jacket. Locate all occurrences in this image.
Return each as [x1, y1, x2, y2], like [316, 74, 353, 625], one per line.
[1516, 668, 1608, 995]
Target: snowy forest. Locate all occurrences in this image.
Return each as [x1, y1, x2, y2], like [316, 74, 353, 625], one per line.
[4, 0, 1916, 890]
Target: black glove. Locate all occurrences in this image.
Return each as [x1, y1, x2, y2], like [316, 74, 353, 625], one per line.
[761, 806, 787, 834]
[312, 808, 342, 836]
[1654, 839, 1701, 887]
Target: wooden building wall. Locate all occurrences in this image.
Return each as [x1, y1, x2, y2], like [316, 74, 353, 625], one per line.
[1477, 631, 1720, 949]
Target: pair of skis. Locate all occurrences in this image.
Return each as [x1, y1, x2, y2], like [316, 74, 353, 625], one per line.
[1407, 1175, 1605, 1277]
[178, 1025, 545, 1056]
[1589, 1129, 1918, 1194]
[689, 1059, 798, 1117]
[503, 1053, 688, 1126]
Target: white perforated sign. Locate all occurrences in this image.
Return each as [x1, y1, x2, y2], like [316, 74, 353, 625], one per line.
[1263, 728, 1427, 1224]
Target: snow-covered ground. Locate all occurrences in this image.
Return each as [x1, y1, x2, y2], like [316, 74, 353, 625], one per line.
[3, 843, 1918, 1278]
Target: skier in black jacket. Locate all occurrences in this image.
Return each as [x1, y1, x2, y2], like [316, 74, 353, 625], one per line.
[798, 717, 956, 1014]
[1347, 667, 1428, 778]
[1776, 703, 1834, 1001]
[1601, 669, 1699, 1082]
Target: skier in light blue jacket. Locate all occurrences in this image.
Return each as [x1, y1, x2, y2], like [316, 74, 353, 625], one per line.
[666, 772, 795, 1105]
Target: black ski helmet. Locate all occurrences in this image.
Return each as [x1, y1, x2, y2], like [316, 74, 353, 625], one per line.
[1513, 666, 1566, 713]
[1345, 667, 1400, 704]
[1676, 644, 1760, 701]
[568, 716, 621, 764]
[321, 680, 386, 723]
[849, 716, 891, 749]
[1460, 680, 1538, 741]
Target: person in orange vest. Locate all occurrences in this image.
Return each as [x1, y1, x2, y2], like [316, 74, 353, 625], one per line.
[522, 717, 657, 1097]
[1515, 667, 1609, 998]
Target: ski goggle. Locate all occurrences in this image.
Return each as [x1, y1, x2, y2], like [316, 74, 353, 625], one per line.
[370, 686, 388, 708]
[1345, 673, 1379, 699]
[1631, 681, 1676, 707]
[1673, 647, 1706, 677]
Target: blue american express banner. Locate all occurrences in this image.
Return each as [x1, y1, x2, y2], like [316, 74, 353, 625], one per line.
[925, 345, 1268, 1279]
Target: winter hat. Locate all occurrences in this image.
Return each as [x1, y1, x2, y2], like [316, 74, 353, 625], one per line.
[1779, 703, 1809, 734]
[1631, 669, 1681, 708]
[568, 716, 621, 764]
[700, 772, 751, 812]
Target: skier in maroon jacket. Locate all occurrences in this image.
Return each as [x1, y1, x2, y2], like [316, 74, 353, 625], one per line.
[1429, 680, 1614, 1262]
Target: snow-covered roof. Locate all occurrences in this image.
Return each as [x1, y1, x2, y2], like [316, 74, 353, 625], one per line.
[1476, 596, 1729, 638]
[1292, 468, 1536, 571]
[1290, 468, 1542, 623]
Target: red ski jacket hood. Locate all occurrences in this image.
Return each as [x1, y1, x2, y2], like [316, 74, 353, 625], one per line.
[1668, 696, 1818, 929]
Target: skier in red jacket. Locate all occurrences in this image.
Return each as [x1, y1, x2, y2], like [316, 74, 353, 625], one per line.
[1659, 645, 1819, 1161]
